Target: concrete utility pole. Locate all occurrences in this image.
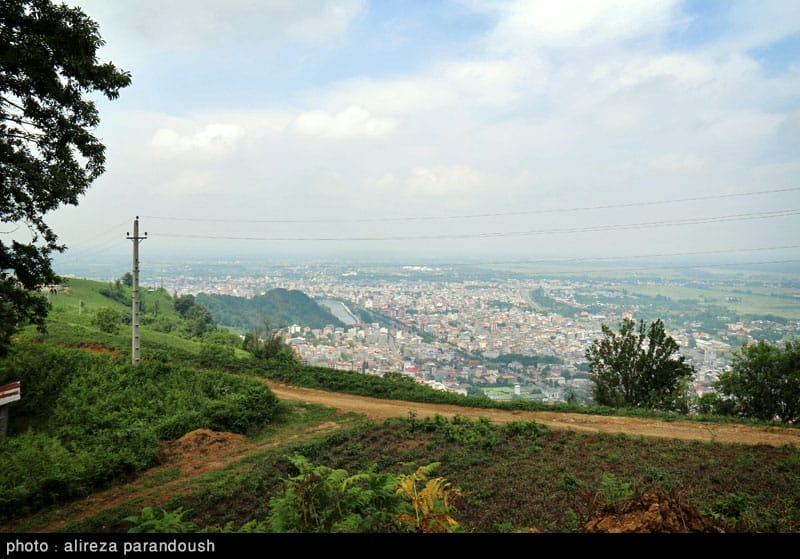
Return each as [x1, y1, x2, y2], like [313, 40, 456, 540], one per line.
[127, 217, 147, 365]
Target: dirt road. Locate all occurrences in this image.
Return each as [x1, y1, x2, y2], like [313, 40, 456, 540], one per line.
[8, 380, 799, 533]
[265, 380, 800, 448]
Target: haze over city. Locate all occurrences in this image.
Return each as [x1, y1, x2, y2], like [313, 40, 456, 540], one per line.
[46, 0, 800, 271]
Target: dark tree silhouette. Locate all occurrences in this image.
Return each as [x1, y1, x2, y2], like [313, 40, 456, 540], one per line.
[586, 318, 694, 411]
[0, 0, 131, 356]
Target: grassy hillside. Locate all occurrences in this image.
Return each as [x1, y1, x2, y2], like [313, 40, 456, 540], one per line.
[1, 278, 798, 534]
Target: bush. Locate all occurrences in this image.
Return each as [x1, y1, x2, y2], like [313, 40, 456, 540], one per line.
[0, 343, 109, 427]
[0, 431, 91, 520]
[92, 307, 123, 334]
[0, 357, 280, 522]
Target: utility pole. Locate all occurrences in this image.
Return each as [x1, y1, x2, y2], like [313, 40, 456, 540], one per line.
[127, 217, 147, 365]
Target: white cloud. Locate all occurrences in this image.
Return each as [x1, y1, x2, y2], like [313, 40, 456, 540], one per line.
[607, 53, 761, 98]
[319, 76, 455, 115]
[407, 166, 483, 197]
[486, 0, 680, 51]
[145, 110, 297, 158]
[699, 111, 783, 144]
[650, 153, 707, 173]
[160, 170, 216, 195]
[442, 58, 533, 106]
[284, 1, 367, 44]
[616, 55, 714, 88]
[150, 123, 243, 156]
[293, 106, 397, 139]
[70, 0, 366, 55]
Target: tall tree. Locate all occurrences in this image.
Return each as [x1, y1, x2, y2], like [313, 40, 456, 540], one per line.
[0, 0, 130, 356]
[713, 340, 800, 424]
[585, 318, 694, 411]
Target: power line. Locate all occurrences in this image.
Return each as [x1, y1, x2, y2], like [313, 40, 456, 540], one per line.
[57, 219, 132, 258]
[141, 185, 800, 225]
[148, 207, 800, 242]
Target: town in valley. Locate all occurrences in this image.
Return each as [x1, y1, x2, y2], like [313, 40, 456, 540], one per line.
[62, 257, 800, 407]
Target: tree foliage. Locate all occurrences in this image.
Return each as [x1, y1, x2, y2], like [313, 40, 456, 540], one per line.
[196, 288, 345, 331]
[173, 294, 216, 338]
[585, 318, 694, 411]
[92, 306, 121, 334]
[242, 318, 297, 364]
[0, 0, 131, 357]
[713, 340, 800, 424]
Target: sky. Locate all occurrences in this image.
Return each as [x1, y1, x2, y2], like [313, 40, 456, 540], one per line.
[43, 0, 800, 271]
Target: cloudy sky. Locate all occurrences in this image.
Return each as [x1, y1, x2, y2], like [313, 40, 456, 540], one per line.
[48, 0, 800, 269]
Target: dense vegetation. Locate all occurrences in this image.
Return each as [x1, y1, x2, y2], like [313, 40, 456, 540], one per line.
[197, 289, 345, 332]
[0, 277, 798, 534]
[486, 352, 564, 367]
[0, 342, 279, 521]
[586, 318, 694, 412]
[145, 416, 800, 534]
[530, 288, 583, 318]
[709, 340, 800, 423]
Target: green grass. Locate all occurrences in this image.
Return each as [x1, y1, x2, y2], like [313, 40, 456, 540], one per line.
[616, 283, 800, 320]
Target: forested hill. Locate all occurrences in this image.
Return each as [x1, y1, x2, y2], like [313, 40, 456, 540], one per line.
[196, 288, 345, 331]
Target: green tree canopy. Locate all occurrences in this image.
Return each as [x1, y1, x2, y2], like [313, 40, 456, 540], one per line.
[0, 0, 131, 356]
[92, 306, 121, 334]
[714, 340, 800, 424]
[585, 318, 694, 411]
[242, 318, 296, 363]
[172, 294, 216, 339]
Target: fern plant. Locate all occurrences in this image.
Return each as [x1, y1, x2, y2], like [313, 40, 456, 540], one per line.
[267, 454, 401, 533]
[125, 506, 198, 533]
[393, 462, 462, 533]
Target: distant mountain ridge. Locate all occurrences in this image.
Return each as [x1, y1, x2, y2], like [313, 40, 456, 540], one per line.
[196, 288, 346, 331]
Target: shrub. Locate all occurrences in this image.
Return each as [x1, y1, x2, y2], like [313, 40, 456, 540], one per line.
[267, 454, 403, 533]
[0, 358, 280, 522]
[0, 343, 108, 425]
[92, 307, 123, 334]
[0, 431, 90, 520]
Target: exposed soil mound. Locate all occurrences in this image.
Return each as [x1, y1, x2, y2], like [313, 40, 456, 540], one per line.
[161, 429, 248, 463]
[583, 492, 725, 533]
[71, 342, 120, 356]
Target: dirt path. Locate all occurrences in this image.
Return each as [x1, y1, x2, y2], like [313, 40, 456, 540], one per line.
[9, 381, 800, 533]
[264, 380, 800, 448]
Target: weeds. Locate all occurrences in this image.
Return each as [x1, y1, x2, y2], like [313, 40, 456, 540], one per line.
[125, 507, 197, 533]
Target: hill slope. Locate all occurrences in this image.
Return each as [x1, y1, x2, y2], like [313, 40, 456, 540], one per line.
[4, 381, 799, 534]
[2, 276, 799, 534]
[196, 288, 345, 331]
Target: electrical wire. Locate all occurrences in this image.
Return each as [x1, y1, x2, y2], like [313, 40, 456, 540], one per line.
[147, 207, 800, 242]
[140, 186, 800, 224]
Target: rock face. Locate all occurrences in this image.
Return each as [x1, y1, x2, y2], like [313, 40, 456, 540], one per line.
[583, 492, 725, 533]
